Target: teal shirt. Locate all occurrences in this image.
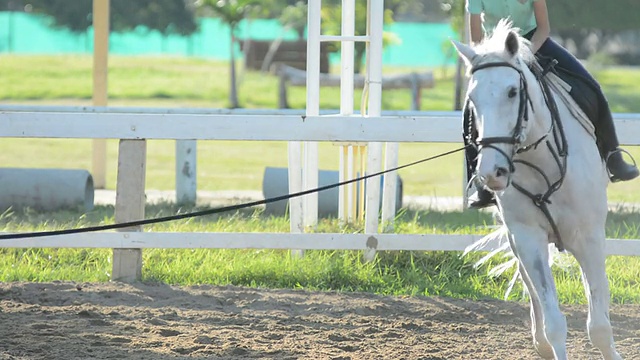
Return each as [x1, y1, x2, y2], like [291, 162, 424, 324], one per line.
[467, 0, 539, 35]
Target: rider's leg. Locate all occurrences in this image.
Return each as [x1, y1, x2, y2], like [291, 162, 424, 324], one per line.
[535, 37, 639, 182]
[463, 100, 496, 209]
[595, 95, 639, 181]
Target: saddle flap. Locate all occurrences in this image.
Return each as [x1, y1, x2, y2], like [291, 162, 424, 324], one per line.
[532, 61, 597, 141]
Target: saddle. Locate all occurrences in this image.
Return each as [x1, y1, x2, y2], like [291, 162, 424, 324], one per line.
[533, 56, 599, 141]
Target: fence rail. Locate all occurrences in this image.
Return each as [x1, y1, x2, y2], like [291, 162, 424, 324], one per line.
[1, 106, 639, 280]
[4, 108, 640, 144]
[0, 232, 636, 256]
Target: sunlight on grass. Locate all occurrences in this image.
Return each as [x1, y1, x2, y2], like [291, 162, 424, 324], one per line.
[0, 204, 639, 305]
[1, 55, 640, 305]
[1, 56, 640, 201]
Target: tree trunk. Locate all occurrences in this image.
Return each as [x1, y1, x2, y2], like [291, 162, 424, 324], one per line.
[261, 25, 291, 73]
[229, 29, 239, 109]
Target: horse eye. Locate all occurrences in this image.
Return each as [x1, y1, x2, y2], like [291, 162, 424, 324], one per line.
[508, 87, 518, 98]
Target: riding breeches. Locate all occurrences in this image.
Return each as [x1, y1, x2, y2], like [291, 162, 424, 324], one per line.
[529, 32, 620, 155]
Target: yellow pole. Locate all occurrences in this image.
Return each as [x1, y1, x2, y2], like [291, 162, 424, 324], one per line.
[92, 0, 109, 189]
[342, 145, 348, 221]
[358, 145, 366, 222]
[351, 145, 358, 221]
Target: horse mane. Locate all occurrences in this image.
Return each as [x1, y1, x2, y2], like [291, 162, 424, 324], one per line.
[471, 19, 535, 68]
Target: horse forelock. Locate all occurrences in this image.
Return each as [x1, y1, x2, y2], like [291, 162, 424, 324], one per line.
[471, 19, 535, 69]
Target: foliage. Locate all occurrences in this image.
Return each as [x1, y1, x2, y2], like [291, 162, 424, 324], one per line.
[379, 0, 427, 19]
[278, 1, 306, 39]
[439, 0, 464, 34]
[196, 0, 262, 108]
[439, 0, 640, 34]
[546, 0, 640, 32]
[0, 0, 198, 35]
[110, 0, 198, 35]
[391, 0, 451, 22]
[257, 0, 416, 73]
[197, 0, 260, 30]
[546, 0, 640, 58]
[250, 0, 300, 19]
[439, 0, 640, 58]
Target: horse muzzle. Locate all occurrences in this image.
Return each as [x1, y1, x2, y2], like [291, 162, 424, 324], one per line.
[477, 164, 511, 191]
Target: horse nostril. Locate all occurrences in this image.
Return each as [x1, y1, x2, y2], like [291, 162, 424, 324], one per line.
[496, 166, 510, 178]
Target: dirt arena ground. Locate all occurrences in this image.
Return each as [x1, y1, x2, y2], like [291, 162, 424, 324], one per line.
[0, 282, 638, 359]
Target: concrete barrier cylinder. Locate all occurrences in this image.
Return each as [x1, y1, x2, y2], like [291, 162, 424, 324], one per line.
[262, 167, 402, 217]
[0, 168, 94, 212]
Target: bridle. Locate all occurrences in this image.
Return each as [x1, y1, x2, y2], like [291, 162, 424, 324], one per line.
[469, 60, 534, 174]
[469, 58, 570, 251]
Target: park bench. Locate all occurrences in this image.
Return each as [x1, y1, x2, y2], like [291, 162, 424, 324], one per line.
[276, 64, 435, 110]
[242, 40, 331, 74]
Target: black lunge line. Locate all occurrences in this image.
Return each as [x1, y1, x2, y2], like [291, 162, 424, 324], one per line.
[0, 146, 468, 240]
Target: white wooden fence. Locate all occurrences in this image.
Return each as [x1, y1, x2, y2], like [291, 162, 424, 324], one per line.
[1, 106, 640, 280]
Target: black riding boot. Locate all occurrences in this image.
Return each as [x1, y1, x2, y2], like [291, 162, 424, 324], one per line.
[592, 102, 639, 182]
[607, 150, 639, 182]
[463, 100, 497, 209]
[565, 71, 640, 183]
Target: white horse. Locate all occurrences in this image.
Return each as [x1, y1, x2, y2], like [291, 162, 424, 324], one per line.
[453, 21, 622, 360]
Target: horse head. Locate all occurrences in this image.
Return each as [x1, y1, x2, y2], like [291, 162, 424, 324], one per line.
[453, 20, 538, 192]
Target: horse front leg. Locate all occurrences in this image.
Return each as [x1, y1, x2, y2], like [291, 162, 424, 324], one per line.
[568, 234, 622, 360]
[518, 261, 555, 359]
[509, 225, 568, 359]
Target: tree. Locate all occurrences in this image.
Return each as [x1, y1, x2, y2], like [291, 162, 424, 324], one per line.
[439, 0, 640, 59]
[254, 0, 421, 74]
[546, 0, 640, 58]
[547, 0, 640, 32]
[0, 0, 198, 35]
[197, 0, 260, 108]
[278, 1, 306, 39]
[439, 0, 464, 34]
[259, 1, 307, 72]
[392, 0, 451, 22]
[438, 0, 466, 110]
[110, 0, 198, 35]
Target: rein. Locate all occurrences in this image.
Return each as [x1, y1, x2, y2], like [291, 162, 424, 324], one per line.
[470, 59, 569, 251]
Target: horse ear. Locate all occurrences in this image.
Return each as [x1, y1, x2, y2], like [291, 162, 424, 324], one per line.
[451, 39, 477, 67]
[505, 31, 519, 57]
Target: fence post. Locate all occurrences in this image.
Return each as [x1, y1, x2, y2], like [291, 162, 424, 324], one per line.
[92, 0, 109, 189]
[112, 139, 146, 282]
[176, 140, 197, 205]
[363, 0, 386, 262]
[410, 73, 421, 111]
[278, 72, 289, 109]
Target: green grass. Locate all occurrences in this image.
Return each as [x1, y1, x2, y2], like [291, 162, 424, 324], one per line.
[1, 55, 640, 304]
[0, 54, 466, 197]
[0, 54, 456, 110]
[1, 204, 640, 305]
[592, 67, 640, 113]
[1, 55, 640, 201]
